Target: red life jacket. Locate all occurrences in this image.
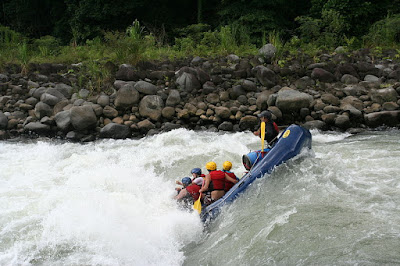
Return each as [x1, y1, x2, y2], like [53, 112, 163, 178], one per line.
[210, 170, 226, 190]
[224, 172, 237, 191]
[186, 184, 200, 200]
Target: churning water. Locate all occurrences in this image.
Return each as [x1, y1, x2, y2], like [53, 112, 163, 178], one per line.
[1, 128, 399, 265]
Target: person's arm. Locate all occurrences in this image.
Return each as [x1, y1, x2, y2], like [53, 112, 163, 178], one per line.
[253, 128, 260, 136]
[176, 180, 183, 186]
[225, 173, 238, 184]
[174, 188, 188, 200]
[199, 174, 211, 193]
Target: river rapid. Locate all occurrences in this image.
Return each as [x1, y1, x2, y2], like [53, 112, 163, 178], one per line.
[1, 128, 399, 265]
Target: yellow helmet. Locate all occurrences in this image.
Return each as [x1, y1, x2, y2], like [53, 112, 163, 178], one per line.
[205, 161, 217, 171]
[223, 161, 232, 171]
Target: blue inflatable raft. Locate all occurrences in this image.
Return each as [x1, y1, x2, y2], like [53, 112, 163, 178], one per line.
[200, 124, 312, 222]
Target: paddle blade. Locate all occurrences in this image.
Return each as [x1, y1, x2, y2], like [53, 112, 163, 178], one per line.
[261, 121, 266, 151]
[193, 194, 202, 214]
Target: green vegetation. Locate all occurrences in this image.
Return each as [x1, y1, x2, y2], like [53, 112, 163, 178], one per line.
[1, 0, 400, 74]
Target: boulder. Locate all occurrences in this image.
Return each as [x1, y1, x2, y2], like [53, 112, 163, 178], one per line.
[241, 79, 257, 92]
[70, 105, 97, 130]
[341, 96, 364, 110]
[335, 115, 351, 129]
[364, 111, 400, 127]
[97, 95, 110, 107]
[253, 65, 276, 88]
[275, 88, 313, 112]
[54, 110, 71, 131]
[24, 122, 51, 134]
[115, 64, 142, 81]
[311, 68, 336, 83]
[341, 74, 359, 84]
[343, 85, 367, 96]
[137, 119, 155, 133]
[54, 83, 73, 98]
[40, 93, 62, 106]
[256, 90, 274, 110]
[139, 95, 164, 121]
[100, 123, 131, 139]
[166, 90, 181, 106]
[294, 76, 315, 90]
[103, 106, 119, 118]
[202, 81, 216, 94]
[215, 107, 231, 119]
[162, 107, 175, 119]
[321, 93, 340, 106]
[206, 93, 220, 104]
[35, 102, 53, 119]
[0, 112, 8, 129]
[114, 83, 140, 109]
[134, 80, 158, 95]
[218, 121, 233, 131]
[370, 87, 398, 104]
[258, 43, 276, 62]
[303, 120, 327, 130]
[239, 115, 258, 131]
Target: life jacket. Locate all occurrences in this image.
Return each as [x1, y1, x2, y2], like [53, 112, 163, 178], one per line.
[209, 170, 226, 191]
[223, 171, 237, 191]
[265, 121, 279, 143]
[186, 184, 201, 201]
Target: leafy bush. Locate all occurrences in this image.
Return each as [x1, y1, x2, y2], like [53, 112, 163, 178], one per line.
[364, 14, 400, 47]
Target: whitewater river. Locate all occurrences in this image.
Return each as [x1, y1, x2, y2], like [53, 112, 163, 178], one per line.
[1, 128, 399, 265]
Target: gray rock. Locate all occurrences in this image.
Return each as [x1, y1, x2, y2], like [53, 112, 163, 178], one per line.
[162, 122, 181, 131]
[114, 80, 128, 89]
[79, 89, 90, 99]
[258, 43, 276, 62]
[311, 68, 336, 83]
[364, 75, 380, 82]
[321, 93, 340, 106]
[215, 107, 231, 119]
[341, 74, 359, 84]
[382, 102, 399, 111]
[294, 76, 315, 90]
[341, 104, 363, 118]
[0, 112, 8, 129]
[53, 99, 69, 115]
[103, 106, 118, 118]
[25, 97, 38, 106]
[24, 122, 51, 134]
[364, 111, 400, 127]
[241, 79, 257, 92]
[218, 121, 233, 131]
[35, 102, 53, 119]
[191, 56, 203, 66]
[370, 87, 398, 104]
[32, 87, 47, 100]
[41, 93, 62, 106]
[230, 85, 246, 99]
[162, 107, 175, 119]
[275, 88, 313, 112]
[323, 105, 341, 113]
[388, 69, 400, 80]
[137, 119, 155, 133]
[55, 83, 73, 98]
[206, 93, 220, 104]
[343, 85, 367, 96]
[114, 83, 140, 109]
[335, 115, 351, 129]
[134, 81, 158, 95]
[341, 96, 364, 110]
[139, 95, 164, 121]
[256, 90, 274, 110]
[54, 110, 71, 131]
[253, 65, 276, 88]
[166, 90, 181, 106]
[227, 54, 240, 62]
[115, 65, 142, 81]
[97, 95, 110, 107]
[239, 115, 258, 131]
[303, 120, 327, 130]
[0, 74, 9, 82]
[176, 71, 201, 92]
[100, 123, 131, 139]
[70, 105, 97, 130]
[202, 81, 216, 94]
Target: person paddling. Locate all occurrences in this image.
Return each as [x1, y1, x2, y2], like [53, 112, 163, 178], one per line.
[199, 162, 238, 205]
[175, 177, 201, 205]
[253, 110, 279, 146]
[222, 161, 239, 192]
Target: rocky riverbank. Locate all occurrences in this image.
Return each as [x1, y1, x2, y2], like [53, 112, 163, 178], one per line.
[1, 46, 400, 141]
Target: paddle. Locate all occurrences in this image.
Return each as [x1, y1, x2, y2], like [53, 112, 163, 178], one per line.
[261, 121, 266, 153]
[193, 193, 202, 214]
